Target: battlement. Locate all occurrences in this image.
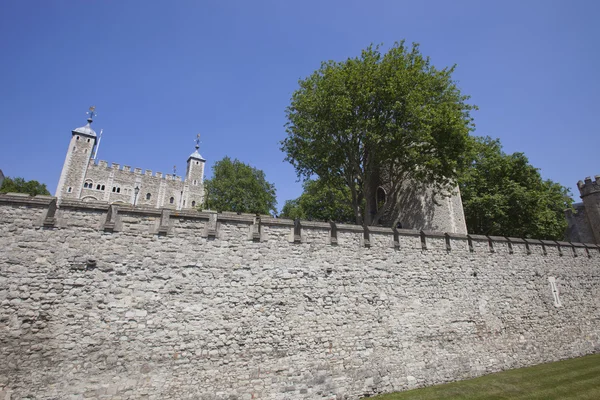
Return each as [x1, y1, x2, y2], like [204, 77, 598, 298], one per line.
[1, 193, 597, 257]
[577, 175, 600, 198]
[90, 160, 183, 181]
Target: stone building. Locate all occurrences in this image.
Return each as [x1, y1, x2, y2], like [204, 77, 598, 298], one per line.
[565, 175, 600, 244]
[55, 111, 206, 210]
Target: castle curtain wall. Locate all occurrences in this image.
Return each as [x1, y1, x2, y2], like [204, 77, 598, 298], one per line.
[1, 194, 599, 400]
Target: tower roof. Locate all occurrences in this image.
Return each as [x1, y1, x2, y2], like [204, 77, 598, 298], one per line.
[72, 117, 97, 138]
[188, 148, 205, 162]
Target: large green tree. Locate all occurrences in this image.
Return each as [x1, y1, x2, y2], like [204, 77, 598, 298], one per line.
[280, 179, 354, 223]
[202, 157, 277, 215]
[458, 136, 572, 240]
[0, 176, 50, 196]
[281, 42, 476, 226]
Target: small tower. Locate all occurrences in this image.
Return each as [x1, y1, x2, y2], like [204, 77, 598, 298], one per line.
[55, 107, 97, 200]
[183, 134, 206, 208]
[576, 175, 600, 244]
[186, 134, 206, 184]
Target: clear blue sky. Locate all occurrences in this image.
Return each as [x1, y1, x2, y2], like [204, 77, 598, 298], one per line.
[1, 0, 598, 210]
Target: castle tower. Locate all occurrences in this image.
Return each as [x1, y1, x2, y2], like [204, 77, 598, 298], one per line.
[576, 176, 600, 244]
[55, 108, 97, 200]
[182, 134, 206, 208]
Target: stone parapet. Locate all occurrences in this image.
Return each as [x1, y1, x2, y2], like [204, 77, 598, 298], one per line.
[577, 175, 600, 198]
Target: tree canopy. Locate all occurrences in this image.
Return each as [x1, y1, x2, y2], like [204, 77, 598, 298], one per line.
[0, 176, 50, 196]
[281, 41, 476, 226]
[202, 157, 277, 215]
[280, 179, 354, 223]
[458, 136, 572, 240]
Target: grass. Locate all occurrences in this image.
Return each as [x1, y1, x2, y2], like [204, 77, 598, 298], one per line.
[368, 354, 600, 400]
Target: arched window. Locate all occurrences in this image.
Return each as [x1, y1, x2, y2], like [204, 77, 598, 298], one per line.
[101, 185, 105, 191]
[169, 197, 174, 204]
[87, 138, 90, 143]
[67, 187, 72, 193]
[76, 136, 80, 140]
[96, 184, 101, 190]
[146, 193, 151, 200]
[191, 201, 196, 207]
[84, 179, 93, 189]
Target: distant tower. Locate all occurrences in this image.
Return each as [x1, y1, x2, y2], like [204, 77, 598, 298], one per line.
[55, 107, 97, 200]
[576, 176, 600, 244]
[182, 134, 206, 208]
[186, 134, 206, 185]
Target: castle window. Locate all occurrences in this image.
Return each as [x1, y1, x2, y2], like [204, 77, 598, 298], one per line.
[101, 185, 105, 190]
[96, 184, 101, 190]
[76, 136, 80, 140]
[87, 138, 90, 143]
[191, 201, 196, 207]
[84, 180, 93, 189]
[193, 180, 197, 185]
[146, 193, 151, 200]
[170, 197, 174, 204]
[112, 187, 116, 192]
[195, 161, 198, 165]
[117, 188, 121, 193]
[67, 187, 72, 193]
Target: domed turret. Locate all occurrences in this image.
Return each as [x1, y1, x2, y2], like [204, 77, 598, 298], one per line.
[72, 117, 97, 138]
[55, 107, 98, 200]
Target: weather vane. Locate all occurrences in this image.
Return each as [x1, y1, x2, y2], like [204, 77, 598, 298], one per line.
[86, 106, 97, 120]
[173, 165, 177, 177]
[195, 133, 201, 149]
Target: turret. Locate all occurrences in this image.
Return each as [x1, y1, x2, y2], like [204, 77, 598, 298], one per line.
[55, 107, 97, 200]
[183, 134, 206, 208]
[576, 175, 600, 243]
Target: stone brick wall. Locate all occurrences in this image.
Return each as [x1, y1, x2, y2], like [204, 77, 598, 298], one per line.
[1, 194, 599, 400]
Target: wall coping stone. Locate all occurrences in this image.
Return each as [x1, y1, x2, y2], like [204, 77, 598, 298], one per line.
[0, 193, 594, 252]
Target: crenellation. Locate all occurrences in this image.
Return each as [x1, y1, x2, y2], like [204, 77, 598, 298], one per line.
[145, 169, 152, 176]
[111, 162, 120, 169]
[123, 165, 131, 172]
[98, 160, 108, 168]
[134, 167, 142, 174]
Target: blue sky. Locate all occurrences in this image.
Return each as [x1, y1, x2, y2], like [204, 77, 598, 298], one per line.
[1, 1, 598, 210]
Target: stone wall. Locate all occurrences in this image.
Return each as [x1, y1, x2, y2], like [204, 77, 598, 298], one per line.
[1, 193, 599, 400]
[83, 161, 204, 209]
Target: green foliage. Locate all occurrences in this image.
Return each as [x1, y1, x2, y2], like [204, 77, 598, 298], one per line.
[458, 137, 572, 240]
[0, 176, 50, 196]
[202, 157, 277, 215]
[281, 41, 476, 225]
[280, 179, 354, 223]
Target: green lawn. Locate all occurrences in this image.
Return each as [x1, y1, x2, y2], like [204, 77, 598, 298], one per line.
[368, 354, 600, 400]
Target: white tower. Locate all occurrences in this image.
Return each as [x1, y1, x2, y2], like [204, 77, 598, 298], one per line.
[183, 134, 206, 208]
[55, 107, 97, 200]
